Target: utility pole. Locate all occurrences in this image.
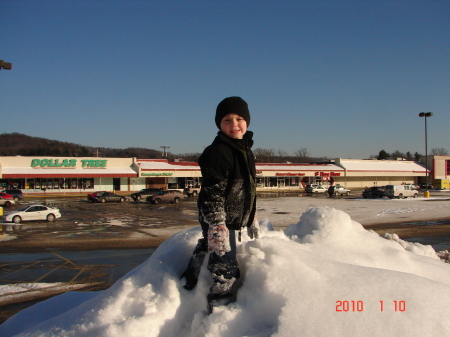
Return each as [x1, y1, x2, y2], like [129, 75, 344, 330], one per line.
[160, 146, 170, 158]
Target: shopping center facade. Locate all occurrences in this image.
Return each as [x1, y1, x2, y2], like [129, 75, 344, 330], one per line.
[1, 155, 448, 194]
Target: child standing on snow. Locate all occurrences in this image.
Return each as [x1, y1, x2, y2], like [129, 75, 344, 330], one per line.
[181, 96, 259, 310]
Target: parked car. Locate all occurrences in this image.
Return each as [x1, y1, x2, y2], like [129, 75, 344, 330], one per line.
[184, 186, 201, 197]
[131, 188, 161, 201]
[90, 192, 126, 203]
[87, 191, 106, 202]
[384, 185, 419, 199]
[147, 190, 184, 204]
[332, 186, 351, 196]
[419, 183, 434, 190]
[0, 192, 15, 207]
[305, 184, 328, 194]
[3, 205, 61, 223]
[1, 189, 23, 202]
[362, 186, 385, 198]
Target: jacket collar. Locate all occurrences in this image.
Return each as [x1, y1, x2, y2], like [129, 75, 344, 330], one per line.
[217, 131, 254, 149]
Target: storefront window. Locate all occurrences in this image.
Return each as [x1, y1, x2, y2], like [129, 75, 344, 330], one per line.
[0, 178, 95, 190]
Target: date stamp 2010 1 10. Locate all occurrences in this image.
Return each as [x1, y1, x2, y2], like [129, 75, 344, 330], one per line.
[336, 300, 406, 312]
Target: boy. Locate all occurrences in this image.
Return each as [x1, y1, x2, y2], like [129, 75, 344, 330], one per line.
[181, 96, 258, 311]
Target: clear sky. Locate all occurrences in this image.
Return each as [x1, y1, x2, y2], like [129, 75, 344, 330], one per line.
[1, 0, 449, 159]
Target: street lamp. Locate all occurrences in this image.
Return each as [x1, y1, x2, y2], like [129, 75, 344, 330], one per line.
[419, 112, 433, 194]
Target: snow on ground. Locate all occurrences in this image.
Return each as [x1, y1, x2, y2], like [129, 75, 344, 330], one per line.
[257, 195, 450, 228]
[1, 206, 450, 337]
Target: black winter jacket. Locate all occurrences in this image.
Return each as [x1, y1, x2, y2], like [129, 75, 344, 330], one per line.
[198, 131, 257, 231]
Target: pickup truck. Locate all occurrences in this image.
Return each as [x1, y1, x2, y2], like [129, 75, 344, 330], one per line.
[183, 187, 201, 197]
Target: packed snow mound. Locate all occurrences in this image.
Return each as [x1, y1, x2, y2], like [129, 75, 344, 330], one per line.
[2, 207, 450, 337]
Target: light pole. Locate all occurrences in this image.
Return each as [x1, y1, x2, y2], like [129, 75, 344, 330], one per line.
[419, 112, 433, 195]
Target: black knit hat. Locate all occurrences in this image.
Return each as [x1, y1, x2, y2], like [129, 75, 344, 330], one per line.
[215, 96, 250, 129]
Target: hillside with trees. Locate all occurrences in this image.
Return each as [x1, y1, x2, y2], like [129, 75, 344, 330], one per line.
[0, 133, 161, 159]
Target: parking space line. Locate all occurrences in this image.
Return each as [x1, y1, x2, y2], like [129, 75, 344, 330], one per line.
[33, 262, 69, 283]
[0, 261, 42, 278]
[69, 268, 86, 283]
[47, 249, 76, 266]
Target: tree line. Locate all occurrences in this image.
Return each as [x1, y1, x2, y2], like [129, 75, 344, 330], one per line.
[372, 148, 449, 161]
[1, 133, 448, 163]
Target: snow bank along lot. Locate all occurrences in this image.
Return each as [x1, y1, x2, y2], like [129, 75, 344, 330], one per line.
[2, 195, 450, 337]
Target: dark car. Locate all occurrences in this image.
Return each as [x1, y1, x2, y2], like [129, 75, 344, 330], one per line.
[1, 189, 23, 202]
[147, 190, 184, 204]
[90, 192, 126, 203]
[362, 186, 385, 198]
[131, 188, 161, 201]
[87, 191, 107, 202]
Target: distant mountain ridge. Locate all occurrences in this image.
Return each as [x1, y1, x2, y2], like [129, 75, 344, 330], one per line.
[0, 133, 162, 159]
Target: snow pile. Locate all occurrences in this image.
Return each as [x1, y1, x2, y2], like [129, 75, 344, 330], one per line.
[2, 207, 450, 337]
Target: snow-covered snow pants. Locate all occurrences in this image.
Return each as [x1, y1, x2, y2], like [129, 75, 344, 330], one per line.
[200, 218, 240, 295]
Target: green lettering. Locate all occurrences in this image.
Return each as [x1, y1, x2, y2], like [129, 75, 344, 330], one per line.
[31, 159, 40, 167]
[81, 160, 88, 167]
[69, 159, 77, 167]
[61, 159, 69, 167]
[48, 159, 61, 167]
[40, 159, 49, 167]
[101, 160, 107, 167]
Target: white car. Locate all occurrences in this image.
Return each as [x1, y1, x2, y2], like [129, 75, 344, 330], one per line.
[305, 184, 328, 194]
[3, 205, 61, 223]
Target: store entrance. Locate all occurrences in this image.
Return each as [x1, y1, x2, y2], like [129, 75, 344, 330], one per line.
[113, 178, 121, 191]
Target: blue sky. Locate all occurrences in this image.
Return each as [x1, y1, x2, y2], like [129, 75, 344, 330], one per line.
[1, 0, 449, 159]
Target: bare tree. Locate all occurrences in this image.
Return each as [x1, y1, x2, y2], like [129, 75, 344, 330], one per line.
[294, 148, 309, 158]
[391, 150, 405, 159]
[277, 149, 289, 161]
[431, 148, 449, 156]
[254, 148, 276, 162]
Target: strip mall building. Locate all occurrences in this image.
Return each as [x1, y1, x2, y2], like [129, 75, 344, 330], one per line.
[0, 156, 449, 193]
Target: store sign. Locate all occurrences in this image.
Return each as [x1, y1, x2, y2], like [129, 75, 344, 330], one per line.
[142, 172, 173, 176]
[314, 171, 341, 177]
[276, 173, 305, 176]
[30, 159, 108, 168]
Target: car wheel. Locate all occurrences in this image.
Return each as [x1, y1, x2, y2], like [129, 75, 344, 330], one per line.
[398, 193, 403, 199]
[12, 215, 21, 223]
[192, 191, 198, 197]
[13, 196, 19, 202]
[120, 198, 125, 202]
[346, 192, 350, 196]
[173, 197, 180, 204]
[101, 198, 106, 203]
[413, 193, 418, 198]
[153, 198, 161, 204]
[47, 214, 55, 222]
[136, 195, 141, 201]
[4, 201, 12, 207]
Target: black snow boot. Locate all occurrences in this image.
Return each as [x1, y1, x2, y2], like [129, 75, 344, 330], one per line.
[181, 238, 207, 290]
[207, 278, 240, 314]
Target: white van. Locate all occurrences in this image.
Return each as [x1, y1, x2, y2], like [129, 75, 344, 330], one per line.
[384, 185, 419, 199]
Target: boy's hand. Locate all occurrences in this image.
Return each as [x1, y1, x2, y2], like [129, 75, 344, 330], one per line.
[207, 225, 231, 256]
[247, 218, 260, 239]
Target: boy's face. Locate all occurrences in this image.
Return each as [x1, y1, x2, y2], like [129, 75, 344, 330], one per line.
[220, 113, 247, 139]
